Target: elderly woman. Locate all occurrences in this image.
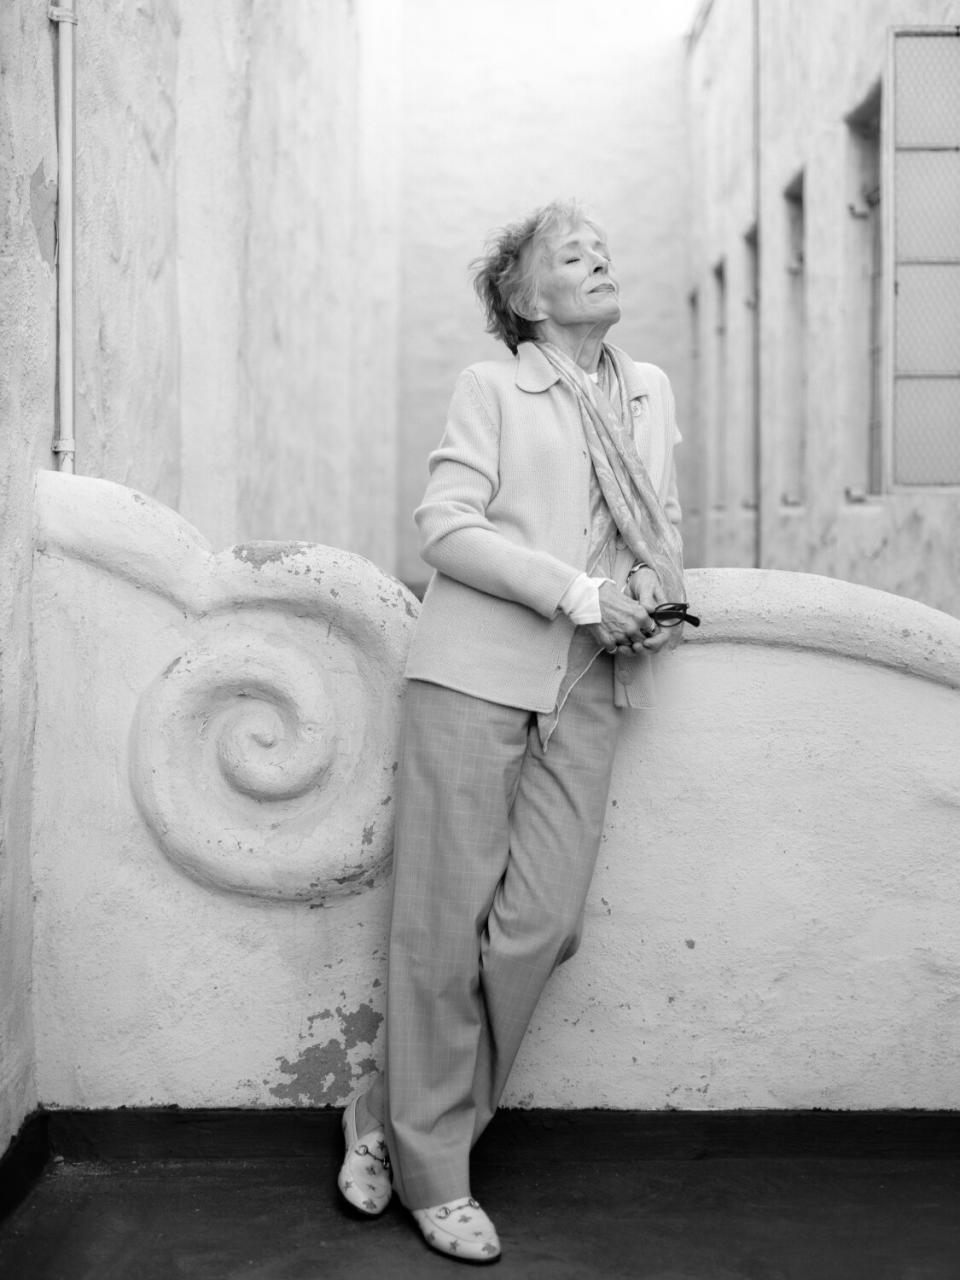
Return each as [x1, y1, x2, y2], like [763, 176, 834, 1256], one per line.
[337, 199, 689, 1263]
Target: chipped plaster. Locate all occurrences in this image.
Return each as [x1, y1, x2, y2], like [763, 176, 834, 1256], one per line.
[29, 162, 57, 269]
[271, 1003, 384, 1105]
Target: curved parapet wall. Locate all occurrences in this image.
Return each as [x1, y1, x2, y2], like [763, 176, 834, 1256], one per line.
[683, 566, 960, 690]
[35, 470, 417, 902]
[30, 474, 960, 1113]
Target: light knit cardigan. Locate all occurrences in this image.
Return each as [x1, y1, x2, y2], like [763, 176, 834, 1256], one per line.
[405, 341, 682, 714]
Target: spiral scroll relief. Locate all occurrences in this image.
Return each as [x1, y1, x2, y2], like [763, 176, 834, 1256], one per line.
[129, 602, 409, 903]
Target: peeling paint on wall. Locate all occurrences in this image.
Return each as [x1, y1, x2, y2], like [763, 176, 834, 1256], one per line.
[270, 1001, 383, 1105]
[231, 543, 312, 569]
[271, 1039, 353, 1105]
[339, 1001, 382, 1049]
[30, 162, 57, 269]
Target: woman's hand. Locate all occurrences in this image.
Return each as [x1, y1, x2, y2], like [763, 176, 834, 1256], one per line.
[626, 565, 663, 610]
[587, 581, 669, 654]
[628, 566, 679, 653]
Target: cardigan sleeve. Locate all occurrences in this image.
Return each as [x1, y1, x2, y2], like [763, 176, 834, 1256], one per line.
[414, 369, 583, 618]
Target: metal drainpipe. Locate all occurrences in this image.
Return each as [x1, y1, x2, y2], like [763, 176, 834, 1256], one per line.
[49, 2, 77, 475]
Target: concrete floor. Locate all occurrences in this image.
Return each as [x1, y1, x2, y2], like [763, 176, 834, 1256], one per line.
[2, 1129, 960, 1280]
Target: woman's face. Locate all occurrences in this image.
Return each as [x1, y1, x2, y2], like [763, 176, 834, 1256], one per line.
[531, 223, 621, 330]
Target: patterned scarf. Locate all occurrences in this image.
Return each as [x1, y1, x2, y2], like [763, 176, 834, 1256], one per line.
[537, 341, 685, 602]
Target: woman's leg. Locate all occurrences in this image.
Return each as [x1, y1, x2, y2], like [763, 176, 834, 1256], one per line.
[470, 649, 622, 1140]
[355, 1074, 385, 1136]
[383, 680, 530, 1210]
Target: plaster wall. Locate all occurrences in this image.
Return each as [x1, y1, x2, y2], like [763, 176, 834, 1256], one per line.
[0, 0, 401, 1154]
[71, 0, 182, 506]
[687, 0, 960, 613]
[69, 0, 402, 557]
[175, 0, 404, 554]
[234, 0, 401, 563]
[175, 0, 250, 551]
[0, 0, 55, 1155]
[30, 476, 960, 1113]
[396, 0, 691, 588]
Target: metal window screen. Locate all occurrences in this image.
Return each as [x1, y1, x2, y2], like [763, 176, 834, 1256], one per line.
[894, 379, 960, 485]
[895, 152, 960, 260]
[895, 265, 960, 373]
[892, 31, 960, 486]
[895, 36, 960, 147]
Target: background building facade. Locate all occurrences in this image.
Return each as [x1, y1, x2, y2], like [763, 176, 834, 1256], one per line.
[685, 0, 960, 613]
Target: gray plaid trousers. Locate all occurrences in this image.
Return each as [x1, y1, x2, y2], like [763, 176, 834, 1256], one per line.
[382, 642, 622, 1209]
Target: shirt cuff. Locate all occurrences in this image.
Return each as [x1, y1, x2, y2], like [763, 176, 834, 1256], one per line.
[558, 574, 612, 625]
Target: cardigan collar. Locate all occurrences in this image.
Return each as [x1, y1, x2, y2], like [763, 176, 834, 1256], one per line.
[515, 340, 650, 399]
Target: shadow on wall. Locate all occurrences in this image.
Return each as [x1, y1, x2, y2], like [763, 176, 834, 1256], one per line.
[28, 472, 960, 1114]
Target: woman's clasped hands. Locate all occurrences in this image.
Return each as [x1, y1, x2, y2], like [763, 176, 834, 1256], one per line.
[589, 576, 674, 655]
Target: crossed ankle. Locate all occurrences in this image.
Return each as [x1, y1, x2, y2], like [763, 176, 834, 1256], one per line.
[354, 1092, 379, 1139]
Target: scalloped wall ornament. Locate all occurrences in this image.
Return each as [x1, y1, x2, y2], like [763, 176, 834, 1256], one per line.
[35, 470, 419, 903]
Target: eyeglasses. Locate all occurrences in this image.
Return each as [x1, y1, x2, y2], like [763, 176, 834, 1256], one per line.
[651, 602, 700, 628]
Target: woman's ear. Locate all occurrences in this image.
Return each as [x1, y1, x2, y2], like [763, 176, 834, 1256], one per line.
[512, 294, 546, 323]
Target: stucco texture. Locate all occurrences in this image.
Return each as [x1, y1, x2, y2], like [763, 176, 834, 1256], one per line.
[235, 0, 401, 563]
[29, 475, 960, 1112]
[0, 0, 59, 1154]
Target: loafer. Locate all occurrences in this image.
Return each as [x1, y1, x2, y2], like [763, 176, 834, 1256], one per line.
[337, 1091, 392, 1215]
[412, 1197, 501, 1263]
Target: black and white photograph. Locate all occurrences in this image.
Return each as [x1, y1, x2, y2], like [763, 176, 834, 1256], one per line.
[1, 2, 959, 1276]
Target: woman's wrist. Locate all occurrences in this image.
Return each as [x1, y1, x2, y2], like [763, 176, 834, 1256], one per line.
[558, 573, 613, 625]
[625, 562, 649, 596]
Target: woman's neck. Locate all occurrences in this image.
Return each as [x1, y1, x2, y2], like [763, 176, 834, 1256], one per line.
[534, 319, 613, 372]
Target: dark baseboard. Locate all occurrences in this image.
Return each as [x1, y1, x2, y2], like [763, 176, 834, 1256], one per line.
[46, 1105, 342, 1162]
[40, 1106, 960, 1164]
[477, 1108, 960, 1163]
[0, 1112, 50, 1221]
[4, 1105, 960, 1222]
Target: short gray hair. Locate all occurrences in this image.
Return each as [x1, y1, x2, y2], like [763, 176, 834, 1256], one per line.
[471, 200, 602, 354]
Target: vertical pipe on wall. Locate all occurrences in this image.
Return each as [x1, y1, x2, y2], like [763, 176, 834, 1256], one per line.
[49, 2, 77, 475]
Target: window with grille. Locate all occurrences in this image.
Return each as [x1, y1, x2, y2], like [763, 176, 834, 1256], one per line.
[888, 28, 960, 487]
